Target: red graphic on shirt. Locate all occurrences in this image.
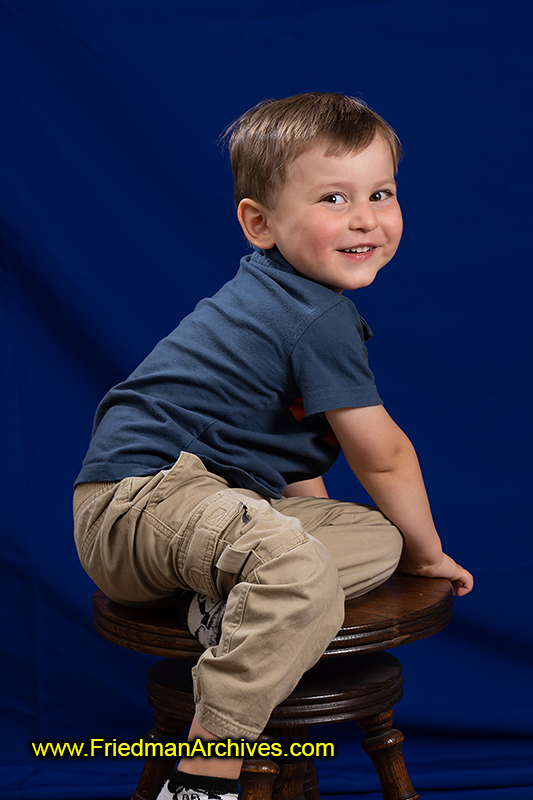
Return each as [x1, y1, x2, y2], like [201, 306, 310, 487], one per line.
[320, 428, 339, 447]
[290, 398, 338, 447]
[290, 397, 306, 421]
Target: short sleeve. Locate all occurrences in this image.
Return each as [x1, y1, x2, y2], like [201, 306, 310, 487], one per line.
[291, 299, 382, 415]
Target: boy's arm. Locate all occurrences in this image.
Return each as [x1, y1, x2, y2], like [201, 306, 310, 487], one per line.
[325, 405, 473, 596]
[283, 476, 329, 498]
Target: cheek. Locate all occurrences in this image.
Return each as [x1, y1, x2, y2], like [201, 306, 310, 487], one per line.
[392, 209, 403, 239]
[307, 218, 342, 248]
[383, 211, 403, 246]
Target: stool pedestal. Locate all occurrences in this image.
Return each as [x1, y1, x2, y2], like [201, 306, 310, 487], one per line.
[138, 652, 415, 800]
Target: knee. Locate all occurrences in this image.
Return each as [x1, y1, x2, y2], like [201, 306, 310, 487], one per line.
[257, 534, 345, 636]
[302, 535, 344, 600]
[215, 500, 345, 635]
[303, 537, 346, 632]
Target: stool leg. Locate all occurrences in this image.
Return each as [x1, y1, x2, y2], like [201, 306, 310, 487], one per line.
[357, 709, 418, 800]
[240, 759, 279, 800]
[132, 714, 189, 800]
[303, 759, 320, 800]
[270, 727, 311, 800]
[272, 759, 308, 800]
[241, 726, 316, 800]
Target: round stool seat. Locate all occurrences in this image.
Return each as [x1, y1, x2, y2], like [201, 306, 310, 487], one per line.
[93, 574, 453, 661]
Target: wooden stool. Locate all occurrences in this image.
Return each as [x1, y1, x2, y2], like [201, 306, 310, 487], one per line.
[93, 574, 453, 800]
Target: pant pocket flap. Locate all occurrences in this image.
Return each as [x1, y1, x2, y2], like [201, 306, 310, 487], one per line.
[215, 544, 263, 577]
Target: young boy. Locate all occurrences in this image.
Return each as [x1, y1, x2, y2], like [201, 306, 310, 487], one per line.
[74, 92, 473, 800]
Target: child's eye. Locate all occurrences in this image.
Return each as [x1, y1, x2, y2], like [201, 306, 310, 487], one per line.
[370, 190, 393, 202]
[323, 193, 346, 205]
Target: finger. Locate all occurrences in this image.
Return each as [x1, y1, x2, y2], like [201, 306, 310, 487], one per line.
[453, 578, 473, 596]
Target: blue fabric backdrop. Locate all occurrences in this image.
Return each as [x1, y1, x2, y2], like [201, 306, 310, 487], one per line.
[1, 1, 532, 798]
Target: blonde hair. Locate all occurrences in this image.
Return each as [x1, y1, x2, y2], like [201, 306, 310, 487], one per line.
[225, 92, 402, 209]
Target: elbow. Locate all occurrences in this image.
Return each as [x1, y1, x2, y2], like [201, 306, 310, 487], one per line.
[352, 432, 416, 477]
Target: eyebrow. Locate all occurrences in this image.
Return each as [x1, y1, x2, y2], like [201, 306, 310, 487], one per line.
[311, 177, 397, 193]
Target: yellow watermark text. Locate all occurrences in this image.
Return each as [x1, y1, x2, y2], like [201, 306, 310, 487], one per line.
[31, 737, 335, 759]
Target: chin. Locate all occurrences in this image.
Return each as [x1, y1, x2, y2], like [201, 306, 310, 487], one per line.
[346, 276, 379, 291]
[353, 266, 385, 290]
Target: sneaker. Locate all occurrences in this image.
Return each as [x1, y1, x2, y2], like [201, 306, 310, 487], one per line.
[175, 591, 226, 649]
[157, 769, 239, 800]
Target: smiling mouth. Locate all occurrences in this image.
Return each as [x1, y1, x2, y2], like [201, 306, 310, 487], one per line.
[340, 246, 375, 253]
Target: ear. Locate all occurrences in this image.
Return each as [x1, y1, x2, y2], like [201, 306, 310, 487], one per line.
[237, 198, 276, 249]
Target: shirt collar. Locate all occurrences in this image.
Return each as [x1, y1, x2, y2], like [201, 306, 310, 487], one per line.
[250, 246, 297, 275]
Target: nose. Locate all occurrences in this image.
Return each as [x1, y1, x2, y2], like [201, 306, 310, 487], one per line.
[348, 200, 379, 232]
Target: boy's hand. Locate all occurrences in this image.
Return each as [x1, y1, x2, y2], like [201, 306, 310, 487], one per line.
[398, 551, 474, 596]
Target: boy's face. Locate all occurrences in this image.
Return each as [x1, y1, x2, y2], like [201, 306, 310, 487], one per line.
[247, 135, 403, 293]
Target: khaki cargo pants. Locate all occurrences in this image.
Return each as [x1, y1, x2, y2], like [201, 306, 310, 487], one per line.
[73, 451, 402, 740]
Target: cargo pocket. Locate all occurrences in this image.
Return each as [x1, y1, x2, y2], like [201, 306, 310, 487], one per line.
[177, 490, 248, 598]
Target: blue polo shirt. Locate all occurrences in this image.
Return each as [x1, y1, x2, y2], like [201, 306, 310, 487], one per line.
[76, 247, 382, 498]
